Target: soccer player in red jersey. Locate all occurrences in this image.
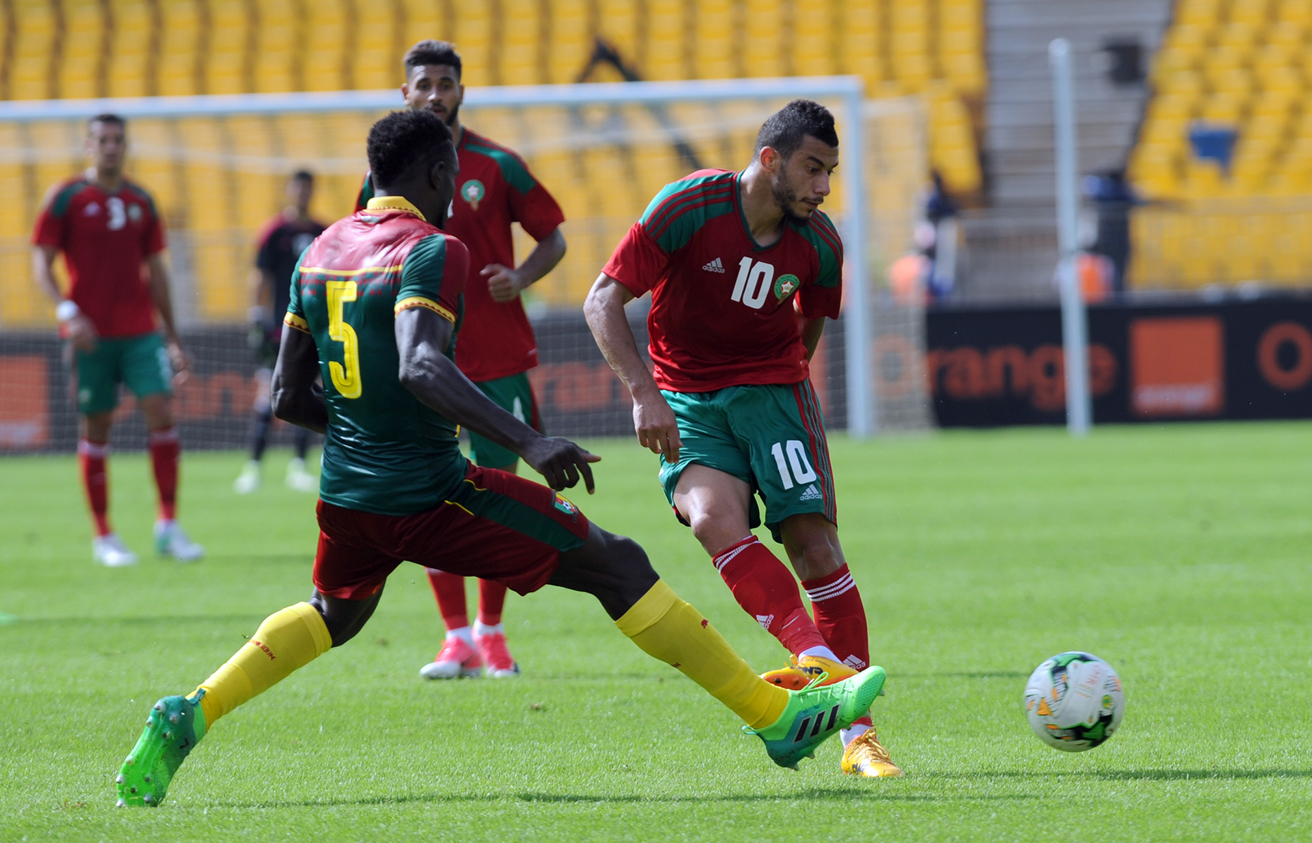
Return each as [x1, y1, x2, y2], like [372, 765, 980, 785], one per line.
[115, 110, 888, 807]
[356, 41, 568, 681]
[586, 101, 902, 777]
[234, 170, 327, 495]
[31, 113, 203, 567]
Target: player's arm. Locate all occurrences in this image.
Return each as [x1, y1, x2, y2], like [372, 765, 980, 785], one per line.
[583, 273, 681, 463]
[483, 227, 566, 303]
[144, 252, 189, 377]
[395, 306, 597, 492]
[31, 244, 97, 350]
[270, 324, 327, 433]
[799, 314, 826, 361]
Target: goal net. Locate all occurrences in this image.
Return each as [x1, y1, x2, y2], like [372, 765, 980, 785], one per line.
[0, 79, 930, 453]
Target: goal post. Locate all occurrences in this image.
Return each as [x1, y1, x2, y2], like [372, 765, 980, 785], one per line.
[0, 78, 931, 452]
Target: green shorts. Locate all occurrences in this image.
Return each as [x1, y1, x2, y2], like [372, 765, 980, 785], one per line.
[658, 381, 836, 543]
[468, 371, 539, 469]
[74, 332, 173, 415]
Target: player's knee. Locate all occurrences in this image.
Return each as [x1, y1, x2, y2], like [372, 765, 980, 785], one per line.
[607, 532, 655, 581]
[309, 591, 377, 647]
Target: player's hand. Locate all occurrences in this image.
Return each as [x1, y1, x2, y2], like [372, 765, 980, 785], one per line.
[632, 393, 682, 464]
[482, 264, 527, 303]
[166, 340, 191, 384]
[522, 435, 601, 494]
[64, 313, 98, 351]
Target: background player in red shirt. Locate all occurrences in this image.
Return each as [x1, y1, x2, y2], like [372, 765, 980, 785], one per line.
[586, 101, 902, 778]
[233, 170, 327, 495]
[31, 113, 203, 567]
[356, 40, 568, 681]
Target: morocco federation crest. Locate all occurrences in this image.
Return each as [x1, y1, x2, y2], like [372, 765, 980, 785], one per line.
[460, 179, 485, 211]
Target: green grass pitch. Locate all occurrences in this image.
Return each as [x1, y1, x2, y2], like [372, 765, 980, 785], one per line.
[1, 422, 1310, 841]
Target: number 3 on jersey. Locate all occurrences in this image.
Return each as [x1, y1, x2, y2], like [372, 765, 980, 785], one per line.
[326, 280, 362, 398]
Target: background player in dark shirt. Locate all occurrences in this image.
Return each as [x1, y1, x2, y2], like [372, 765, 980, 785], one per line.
[234, 171, 327, 494]
[115, 109, 887, 808]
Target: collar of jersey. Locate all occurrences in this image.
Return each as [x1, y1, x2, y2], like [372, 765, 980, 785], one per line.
[365, 196, 427, 222]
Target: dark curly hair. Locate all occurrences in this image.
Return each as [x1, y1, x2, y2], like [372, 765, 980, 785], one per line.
[366, 109, 454, 187]
[754, 100, 839, 159]
[404, 40, 462, 79]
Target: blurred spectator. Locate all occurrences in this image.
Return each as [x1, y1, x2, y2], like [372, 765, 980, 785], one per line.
[1082, 168, 1140, 295]
[921, 171, 959, 300]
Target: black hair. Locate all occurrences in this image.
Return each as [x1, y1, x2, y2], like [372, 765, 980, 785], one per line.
[291, 169, 314, 182]
[754, 100, 838, 160]
[366, 109, 454, 187]
[88, 113, 126, 133]
[404, 40, 462, 79]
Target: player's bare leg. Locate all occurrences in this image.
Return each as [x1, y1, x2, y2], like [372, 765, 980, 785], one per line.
[672, 465, 838, 664]
[81, 411, 136, 566]
[780, 513, 902, 778]
[141, 393, 202, 562]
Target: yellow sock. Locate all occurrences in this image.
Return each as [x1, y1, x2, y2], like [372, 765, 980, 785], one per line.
[615, 580, 788, 730]
[191, 602, 332, 727]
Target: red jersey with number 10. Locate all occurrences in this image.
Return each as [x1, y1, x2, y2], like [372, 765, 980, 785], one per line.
[32, 176, 165, 338]
[602, 169, 844, 393]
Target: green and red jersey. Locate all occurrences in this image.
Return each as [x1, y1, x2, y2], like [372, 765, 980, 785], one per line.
[32, 175, 165, 338]
[602, 169, 844, 392]
[285, 196, 471, 516]
[355, 127, 564, 383]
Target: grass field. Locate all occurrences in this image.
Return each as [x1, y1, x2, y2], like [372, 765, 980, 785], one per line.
[2, 422, 1310, 842]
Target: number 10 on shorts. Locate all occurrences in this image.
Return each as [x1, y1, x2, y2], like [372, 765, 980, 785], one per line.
[771, 440, 817, 489]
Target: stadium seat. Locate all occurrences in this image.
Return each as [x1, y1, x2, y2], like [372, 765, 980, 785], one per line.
[58, 0, 107, 99]
[156, 1, 203, 96]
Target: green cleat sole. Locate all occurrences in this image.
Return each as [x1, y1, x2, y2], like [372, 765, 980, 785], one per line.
[116, 694, 206, 807]
[748, 665, 887, 770]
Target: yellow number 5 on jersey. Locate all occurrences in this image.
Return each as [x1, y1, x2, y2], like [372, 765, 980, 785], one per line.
[326, 280, 362, 398]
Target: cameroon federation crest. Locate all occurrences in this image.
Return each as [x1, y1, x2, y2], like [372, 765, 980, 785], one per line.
[552, 493, 578, 517]
[460, 179, 486, 210]
[774, 273, 800, 301]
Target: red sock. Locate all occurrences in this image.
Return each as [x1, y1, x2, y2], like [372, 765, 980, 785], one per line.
[427, 569, 469, 630]
[148, 428, 180, 521]
[78, 439, 111, 536]
[802, 565, 870, 671]
[713, 536, 829, 657]
[477, 579, 507, 627]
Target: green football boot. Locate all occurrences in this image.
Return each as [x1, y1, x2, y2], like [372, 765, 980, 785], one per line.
[116, 691, 207, 807]
[745, 665, 886, 770]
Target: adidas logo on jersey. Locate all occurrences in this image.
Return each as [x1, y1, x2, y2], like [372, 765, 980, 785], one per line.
[755, 613, 775, 631]
[702, 257, 725, 273]
[799, 484, 823, 501]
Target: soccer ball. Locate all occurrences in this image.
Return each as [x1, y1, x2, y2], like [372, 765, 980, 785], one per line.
[1023, 652, 1124, 752]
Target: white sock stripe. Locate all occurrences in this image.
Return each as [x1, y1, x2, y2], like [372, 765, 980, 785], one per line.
[78, 439, 110, 458]
[806, 574, 855, 602]
[712, 538, 758, 571]
[148, 428, 180, 444]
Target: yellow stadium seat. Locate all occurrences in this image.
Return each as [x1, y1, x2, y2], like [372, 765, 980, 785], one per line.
[1228, 0, 1273, 26]
[452, 4, 494, 85]
[1215, 21, 1261, 52]
[1174, 0, 1224, 27]
[1276, 0, 1312, 24]
[58, 0, 107, 98]
[548, 0, 591, 84]
[693, 0, 736, 80]
[156, 1, 203, 96]
[10, 1, 58, 100]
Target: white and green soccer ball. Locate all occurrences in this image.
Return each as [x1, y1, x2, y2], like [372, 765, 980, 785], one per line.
[1023, 652, 1124, 752]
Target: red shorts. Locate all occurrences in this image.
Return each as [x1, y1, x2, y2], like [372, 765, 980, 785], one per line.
[313, 464, 591, 600]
